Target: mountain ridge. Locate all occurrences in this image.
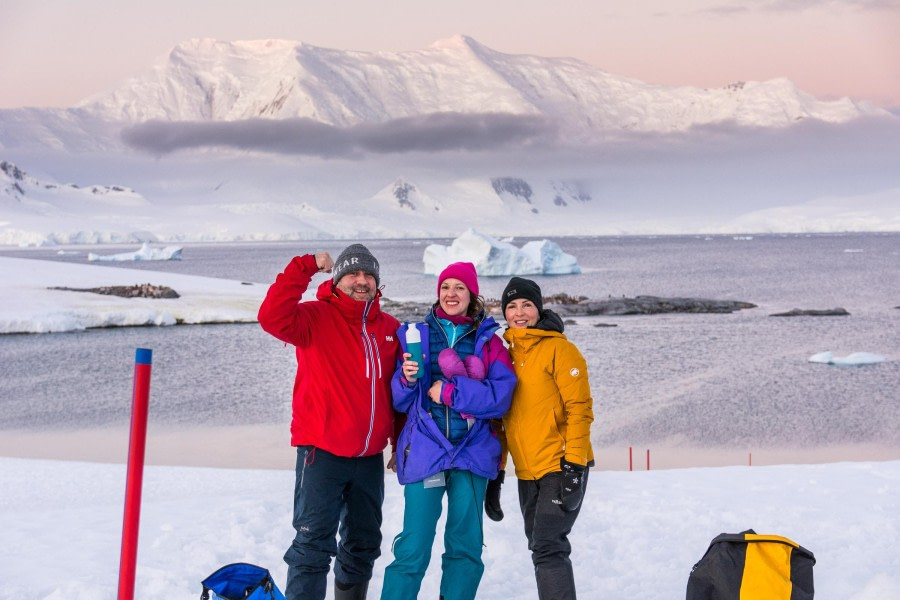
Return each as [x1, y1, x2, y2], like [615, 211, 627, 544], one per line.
[0, 35, 890, 154]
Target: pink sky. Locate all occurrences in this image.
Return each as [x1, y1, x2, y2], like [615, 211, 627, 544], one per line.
[1, 0, 898, 110]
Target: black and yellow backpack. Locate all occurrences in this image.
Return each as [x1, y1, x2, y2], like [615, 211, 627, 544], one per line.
[686, 529, 816, 599]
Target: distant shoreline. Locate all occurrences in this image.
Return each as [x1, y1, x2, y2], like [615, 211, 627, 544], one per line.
[2, 425, 897, 471]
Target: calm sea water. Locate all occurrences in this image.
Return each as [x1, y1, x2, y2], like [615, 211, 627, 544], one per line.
[1, 233, 898, 467]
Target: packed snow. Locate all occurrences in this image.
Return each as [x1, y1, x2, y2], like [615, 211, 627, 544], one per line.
[88, 242, 183, 262]
[808, 351, 887, 366]
[423, 228, 581, 276]
[1, 456, 897, 599]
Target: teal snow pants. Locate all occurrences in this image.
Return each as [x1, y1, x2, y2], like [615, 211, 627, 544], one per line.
[381, 469, 488, 600]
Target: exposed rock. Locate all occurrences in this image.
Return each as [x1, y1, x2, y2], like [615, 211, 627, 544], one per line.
[49, 284, 180, 299]
[382, 294, 756, 322]
[769, 308, 849, 317]
[547, 295, 757, 316]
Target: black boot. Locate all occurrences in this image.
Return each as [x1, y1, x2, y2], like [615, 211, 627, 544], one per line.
[334, 580, 368, 600]
[485, 470, 505, 521]
[535, 565, 577, 600]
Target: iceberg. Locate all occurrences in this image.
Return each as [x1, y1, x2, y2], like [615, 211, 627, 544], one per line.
[808, 351, 887, 366]
[87, 242, 183, 262]
[423, 229, 580, 276]
[520, 239, 582, 275]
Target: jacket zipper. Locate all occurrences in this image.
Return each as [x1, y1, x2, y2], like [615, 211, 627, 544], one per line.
[436, 320, 477, 440]
[358, 300, 377, 456]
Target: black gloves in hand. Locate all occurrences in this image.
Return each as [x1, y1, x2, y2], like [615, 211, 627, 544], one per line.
[485, 470, 505, 521]
[560, 458, 586, 512]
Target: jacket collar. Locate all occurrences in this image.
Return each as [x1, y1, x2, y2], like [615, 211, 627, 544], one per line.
[315, 278, 382, 322]
[503, 310, 565, 349]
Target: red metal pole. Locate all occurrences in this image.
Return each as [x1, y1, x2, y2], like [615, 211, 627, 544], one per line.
[118, 348, 153, 600]
[646, 449, 650, 471]
[749, 452, 752, 467]
[629, 446, 633, 472]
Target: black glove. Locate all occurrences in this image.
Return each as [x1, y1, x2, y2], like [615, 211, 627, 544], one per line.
[484, 470, 505, 521]
[560, 458, 586, 512]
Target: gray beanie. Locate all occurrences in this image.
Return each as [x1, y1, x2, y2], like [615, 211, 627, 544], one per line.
[332, 243, 380, 287]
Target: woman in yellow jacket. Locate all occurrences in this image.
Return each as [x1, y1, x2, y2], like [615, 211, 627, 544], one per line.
[491, 276, 594, 600]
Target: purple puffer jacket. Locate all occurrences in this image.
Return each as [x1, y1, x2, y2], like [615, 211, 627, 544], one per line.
[392, 316, 515, 484]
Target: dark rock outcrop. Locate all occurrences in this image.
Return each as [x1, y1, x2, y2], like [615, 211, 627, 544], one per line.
[49, 284, 180, 299]
[769, 308, 849, 317]
[547, 295, 757, 316]
[382, 295, 756, 322]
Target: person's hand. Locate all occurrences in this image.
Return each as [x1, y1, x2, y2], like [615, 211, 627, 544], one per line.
[560, 458, 586, 512]
[314, 252, 333, 273]
[428, 380, 443, 404]
[386, 452, 397, 473]
[400, 353, 420, 383]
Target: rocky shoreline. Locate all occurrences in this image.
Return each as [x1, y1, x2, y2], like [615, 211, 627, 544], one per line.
[382, 295, 758, 323]
[769, 307, 850, 317]
[45, 285, 881, 324]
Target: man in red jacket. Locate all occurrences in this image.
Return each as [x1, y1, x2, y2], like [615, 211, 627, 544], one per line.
[259, 244, 400, 600]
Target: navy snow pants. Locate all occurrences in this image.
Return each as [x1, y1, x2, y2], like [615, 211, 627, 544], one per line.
[284, 446, 385, 600]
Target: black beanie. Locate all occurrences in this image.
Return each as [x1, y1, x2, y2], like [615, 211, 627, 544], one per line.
[332, 243, 380, 287]
[502, 277, 543, 315]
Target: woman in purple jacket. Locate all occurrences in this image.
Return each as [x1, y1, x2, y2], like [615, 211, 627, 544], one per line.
[381, 262, 516, 600]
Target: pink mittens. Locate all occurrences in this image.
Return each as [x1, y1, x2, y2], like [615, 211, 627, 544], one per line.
[437, 349, 487, 420]
[438, 348, 467, 379]
[438, 348, 486, 381]
[463, 355, 486, 381]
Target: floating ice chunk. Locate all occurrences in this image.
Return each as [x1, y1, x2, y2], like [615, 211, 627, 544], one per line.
[423, 228, 580, 276]
[520, 239, 581, 275]
[88, 242, 183, 262]
[809, 351, 887, 366]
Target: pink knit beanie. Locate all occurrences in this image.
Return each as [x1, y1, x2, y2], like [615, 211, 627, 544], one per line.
[437, 262, 479, 297]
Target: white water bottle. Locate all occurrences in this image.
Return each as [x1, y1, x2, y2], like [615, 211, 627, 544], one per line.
[405, 323, 423, 380]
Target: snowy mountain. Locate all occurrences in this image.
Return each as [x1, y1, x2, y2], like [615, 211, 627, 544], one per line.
[0, 36, 898, 245]
[77, 35, 885, 129]
[0, 35, 888, 153]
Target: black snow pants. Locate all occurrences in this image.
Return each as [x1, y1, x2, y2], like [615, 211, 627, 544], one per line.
[517, 469, 589, 600]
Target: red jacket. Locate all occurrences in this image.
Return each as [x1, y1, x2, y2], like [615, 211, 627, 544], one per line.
[258, 254, 400, 457]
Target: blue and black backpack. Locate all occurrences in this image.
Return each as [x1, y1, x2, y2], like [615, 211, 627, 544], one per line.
[200, 563, 286, 600]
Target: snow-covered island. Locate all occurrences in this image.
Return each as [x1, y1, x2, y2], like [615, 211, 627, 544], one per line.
[0, 256, 264, 334]
[423, 229, 581, 276]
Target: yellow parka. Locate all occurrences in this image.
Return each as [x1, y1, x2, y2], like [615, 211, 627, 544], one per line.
[501, 313, 594, 480]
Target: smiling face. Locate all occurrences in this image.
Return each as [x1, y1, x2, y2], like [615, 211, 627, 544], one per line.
[439, 277, 471, 317]
[335, 270, 377, 301]
[505, 298, 540, 328]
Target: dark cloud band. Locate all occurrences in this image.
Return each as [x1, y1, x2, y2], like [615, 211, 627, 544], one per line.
[121, 112, 557, 157]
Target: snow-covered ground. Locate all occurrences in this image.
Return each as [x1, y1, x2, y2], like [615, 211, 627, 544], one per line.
[1, 456, 897, 599]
